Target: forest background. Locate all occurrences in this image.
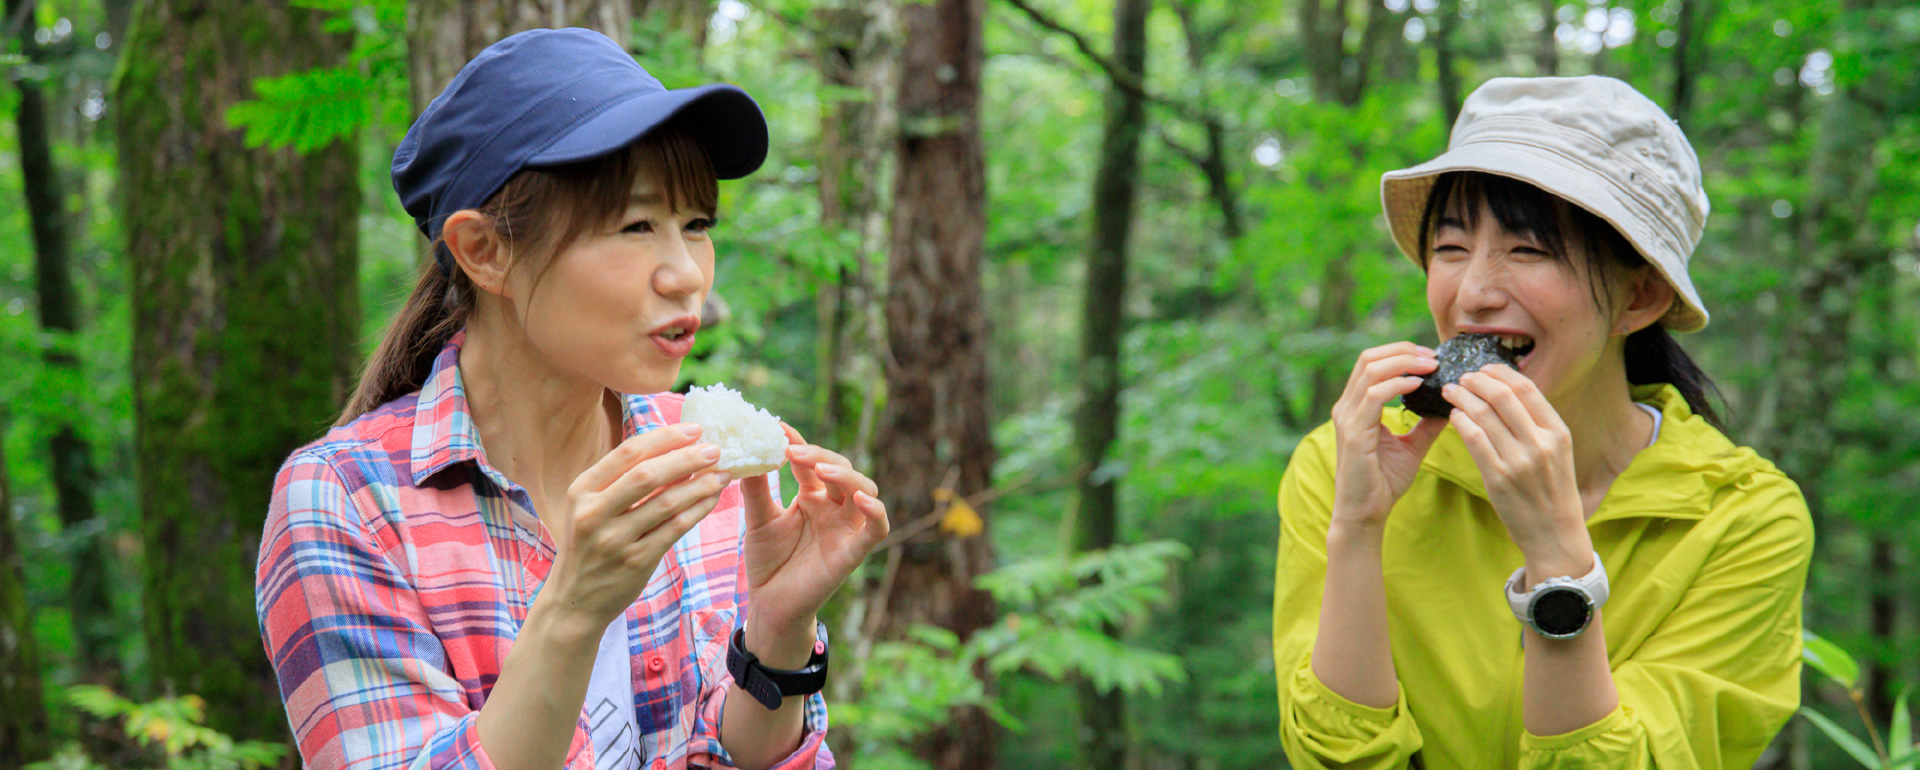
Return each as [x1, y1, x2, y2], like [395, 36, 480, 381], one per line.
[3, 0, 1919, 768]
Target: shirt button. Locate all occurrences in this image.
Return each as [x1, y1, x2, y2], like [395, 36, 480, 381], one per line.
[646, 655, 666, 672]
[814, 640, 826, 655]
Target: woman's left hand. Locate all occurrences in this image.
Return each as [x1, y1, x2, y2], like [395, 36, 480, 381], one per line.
[1443, 364, 1592, 573]
[737, 424, 889, 664]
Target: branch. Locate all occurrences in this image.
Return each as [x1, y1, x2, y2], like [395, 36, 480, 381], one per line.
[996, 0, 1207, 125]
[1152, 124, 1206, 168]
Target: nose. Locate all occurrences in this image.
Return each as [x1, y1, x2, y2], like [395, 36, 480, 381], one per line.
[1454, 251, 1509, 317]
[652, 229, 706, 300]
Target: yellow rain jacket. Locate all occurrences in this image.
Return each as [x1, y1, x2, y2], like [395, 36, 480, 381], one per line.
[1273, 384, 1813, 769]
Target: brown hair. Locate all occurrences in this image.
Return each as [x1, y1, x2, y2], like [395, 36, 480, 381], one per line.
[337, 123, 720, 426]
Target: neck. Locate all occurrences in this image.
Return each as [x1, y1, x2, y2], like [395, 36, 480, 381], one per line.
[1550, 358, 1654, 510]
[458, 304, 622, 499]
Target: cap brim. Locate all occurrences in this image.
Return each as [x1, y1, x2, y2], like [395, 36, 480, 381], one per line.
[1381, 142, 1709, 333]
[527, 83, 768, 179]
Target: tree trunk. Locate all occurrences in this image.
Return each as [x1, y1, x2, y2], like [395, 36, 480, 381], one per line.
[408, 0, 632, 112]
[1434, 0, 1462, 129]
[1668, 0, 1697, 127]
[117, 0, 361, 741]
[0, 413, 53, 767]
[813, 0, 888, 457]
[873, 0, 997, 766]
[1536, 0, 1558, 76]
[7, 0, 117, 684]
[1072, 0, 1150, 765]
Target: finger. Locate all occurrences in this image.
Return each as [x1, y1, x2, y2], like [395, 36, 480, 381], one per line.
[740, 473, 779, 530]
[606, 470, 730, 544]
[1458, 370, 1543, 447]
[624, 490, 724, 566]
[1443, 382, 1520, 462]
[596, 441, 724, 515]
[1449, 407, 1497, 468]
[1478, 364, 1564, 433]
[573, 423, 703, 494]
[1360, 376, 1427, 414]
[854, 490, 890, 547]
[1344, 342, 1435, 403]
[816, 463, 880, 502]
[1396, 415, 1450, 459]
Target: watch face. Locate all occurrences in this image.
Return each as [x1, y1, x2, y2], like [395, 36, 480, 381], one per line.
[1531, 588, 1593, 637]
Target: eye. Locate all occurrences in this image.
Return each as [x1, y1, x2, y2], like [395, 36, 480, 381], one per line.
[685, 217, 716, 234]
[1510, 245, 1552, 260]
[622, 218, 655, 235]
[1431, 243, 1469, 262]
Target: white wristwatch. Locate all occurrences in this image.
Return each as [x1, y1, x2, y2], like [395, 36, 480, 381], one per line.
[1505, 552, 1608, 639]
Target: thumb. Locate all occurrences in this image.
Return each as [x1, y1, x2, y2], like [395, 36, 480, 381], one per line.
[741, 473, 781, 530]
[1403, 415, 1449, 459]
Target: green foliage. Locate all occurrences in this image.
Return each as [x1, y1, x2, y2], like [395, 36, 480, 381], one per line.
[26, 686, 288, 770]
[223, 0, 409, 153]
[1802, 632, 1920, 769]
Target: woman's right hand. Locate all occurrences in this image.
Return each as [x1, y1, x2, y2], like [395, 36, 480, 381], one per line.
[1328, 342, 1449, 530]
[542, 423, 732, 628]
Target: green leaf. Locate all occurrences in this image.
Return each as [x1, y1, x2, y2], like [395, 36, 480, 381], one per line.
[1805, 630, 1862, 690]
[224, 66, 379, 153]
[1895, 687, 1914, 760]
[1802, 707, 1883, 768]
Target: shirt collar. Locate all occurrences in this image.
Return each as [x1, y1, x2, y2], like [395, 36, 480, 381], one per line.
[1400, 383, 1750, 524]
[408, 329, 668, 488]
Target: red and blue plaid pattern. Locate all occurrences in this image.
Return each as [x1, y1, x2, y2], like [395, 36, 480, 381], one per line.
[256, 331, 832, 770]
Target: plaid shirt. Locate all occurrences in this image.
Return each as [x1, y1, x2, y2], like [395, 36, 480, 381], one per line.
[255, 331, 832, 770]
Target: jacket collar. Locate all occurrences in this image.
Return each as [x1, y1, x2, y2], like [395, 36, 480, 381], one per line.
[408, 329, 666, 488]
[1396, 383, 1754, 524]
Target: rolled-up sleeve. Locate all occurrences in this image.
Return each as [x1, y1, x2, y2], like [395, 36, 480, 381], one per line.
[690, 670, 833, 769]
[1518, 474, 1813, 769]
[256, 453, 590, 770]
[1274, 426, 1424, 770]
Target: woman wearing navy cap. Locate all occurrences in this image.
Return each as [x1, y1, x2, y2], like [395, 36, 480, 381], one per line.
[255, 29, 879, 770]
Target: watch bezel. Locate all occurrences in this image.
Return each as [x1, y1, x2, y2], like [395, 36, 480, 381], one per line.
[1524, 583, 1595, 639]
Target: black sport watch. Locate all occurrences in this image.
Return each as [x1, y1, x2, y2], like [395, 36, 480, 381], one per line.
[726, 621, 829, 710]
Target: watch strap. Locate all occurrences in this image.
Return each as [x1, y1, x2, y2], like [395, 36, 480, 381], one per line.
[726, 621, 829, 710]
[1505, 551, 1609, 622]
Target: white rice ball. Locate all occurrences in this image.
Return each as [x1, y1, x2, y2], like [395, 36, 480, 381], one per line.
[680, 383, 789, 479]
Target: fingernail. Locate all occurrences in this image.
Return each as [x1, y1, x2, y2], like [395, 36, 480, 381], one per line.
[701, 445, 721, 460]
[817, 464, 839, 476]
[789, 445, 810, 459]
[1417, 346, 1436, 356]
[680, 423, 702, 438]
[1418, 357, 1438, 367]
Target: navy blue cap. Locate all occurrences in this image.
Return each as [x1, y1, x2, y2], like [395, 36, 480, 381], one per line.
[392, 27, 769, 272]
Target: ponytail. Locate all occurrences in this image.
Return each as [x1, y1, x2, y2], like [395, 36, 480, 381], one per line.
[335, 256, 474, 426]
[1624, 324, 1726, 432]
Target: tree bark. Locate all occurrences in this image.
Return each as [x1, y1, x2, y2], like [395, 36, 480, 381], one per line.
[873, 0, 998, 766]
[812, 0, 888, 456]
[7, 0, 118, 683]
[1668, 0, 1697, 127]
[408, 0, 631, 112]
[1434, 0, 1462, 129]
[117, 0, 361, 740]
[1536, 0, 1558, 76]
[0, 413, 53, 767]
[1071, 0, 1150, 765]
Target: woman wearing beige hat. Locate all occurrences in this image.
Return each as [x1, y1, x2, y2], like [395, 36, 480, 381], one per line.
[1271, 76, 1813, 768]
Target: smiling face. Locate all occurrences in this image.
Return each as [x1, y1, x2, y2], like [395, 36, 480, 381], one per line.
[1419, 172, 1674, 407]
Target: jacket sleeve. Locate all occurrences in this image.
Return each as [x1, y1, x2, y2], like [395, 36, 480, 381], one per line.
[1274, 424, 1425, 770]
[256, 453, 591, 770]
[1518, 472, 1814, 769]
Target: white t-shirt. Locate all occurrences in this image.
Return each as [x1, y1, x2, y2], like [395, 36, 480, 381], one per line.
[1636, 402, 1663, 447]
[584, 616, 640, 770]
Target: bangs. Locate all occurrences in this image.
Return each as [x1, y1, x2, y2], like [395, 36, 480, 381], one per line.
[1415, 171, 1645, 312]
[524, 120, 721, 249]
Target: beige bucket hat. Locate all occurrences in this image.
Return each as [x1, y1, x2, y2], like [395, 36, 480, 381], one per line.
[1381, 76, 1711, 332]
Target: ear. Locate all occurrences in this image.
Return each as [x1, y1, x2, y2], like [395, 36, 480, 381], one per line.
[442, 210, 513, 298]
[1615, 267, 1676, 336]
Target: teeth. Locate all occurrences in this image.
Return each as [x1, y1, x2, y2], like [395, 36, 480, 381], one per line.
[1498, 335, 1534, 351]
[660, 327, 685, 339]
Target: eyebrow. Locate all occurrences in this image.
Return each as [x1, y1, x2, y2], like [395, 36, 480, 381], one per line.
[1436, 216, 1468, 230]
[630, 191, 666, 204]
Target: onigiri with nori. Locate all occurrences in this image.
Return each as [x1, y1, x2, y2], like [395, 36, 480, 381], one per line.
[1399, 333, 1523, 419]
[680, 383, 790, 479]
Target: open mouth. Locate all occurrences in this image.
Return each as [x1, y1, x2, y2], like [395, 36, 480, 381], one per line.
[1497, 335, 1537, 369]
[657, 326, 691, 341]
